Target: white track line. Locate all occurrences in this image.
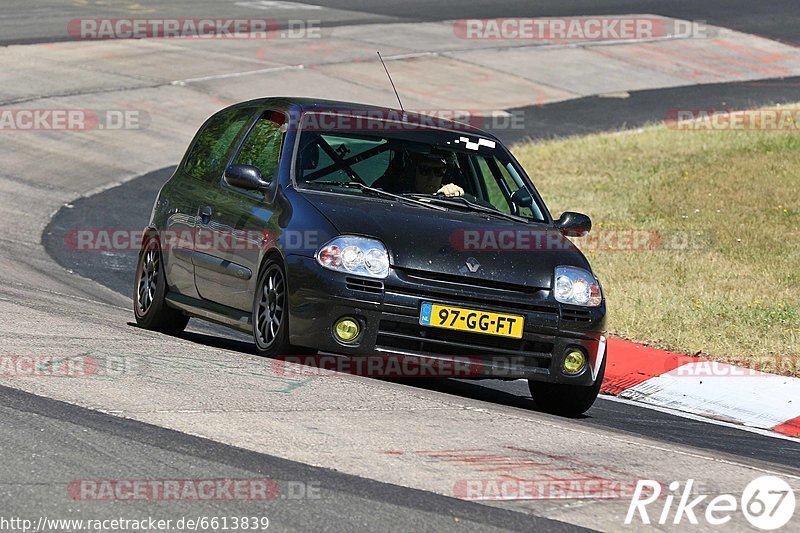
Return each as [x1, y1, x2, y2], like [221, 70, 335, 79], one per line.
[598, 394, 800, 444]
[172, 65, 304, 85]
[511, 378, 799, 442]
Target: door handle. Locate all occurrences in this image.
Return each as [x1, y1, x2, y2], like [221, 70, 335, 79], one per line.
[200, 206, 212, 225]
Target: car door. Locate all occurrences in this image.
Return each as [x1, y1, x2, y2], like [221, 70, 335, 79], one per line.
[193, 110, 287, 311]
[159, 107, 256, 298]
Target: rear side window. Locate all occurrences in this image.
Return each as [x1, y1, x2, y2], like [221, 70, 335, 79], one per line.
[183, 108, 255, 181]
[233, 111, 286, 182]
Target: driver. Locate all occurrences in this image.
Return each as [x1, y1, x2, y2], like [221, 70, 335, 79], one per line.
[413, 154, 464, 197]
[373, 152, 464, 197]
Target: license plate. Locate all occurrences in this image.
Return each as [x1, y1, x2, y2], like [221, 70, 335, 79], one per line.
[419, 302, 524, 339]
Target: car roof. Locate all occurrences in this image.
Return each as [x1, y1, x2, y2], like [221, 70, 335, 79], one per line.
[227, 96, 501, 141]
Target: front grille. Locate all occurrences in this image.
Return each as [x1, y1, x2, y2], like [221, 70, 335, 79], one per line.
[376, 318, 553, 363]
[346, 277, 384, 294]
[398, 267, 542, 295]
[561, 308, 592, 322]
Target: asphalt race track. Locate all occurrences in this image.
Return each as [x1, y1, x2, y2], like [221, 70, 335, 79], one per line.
[4, 0, 800, 531]
[1, 383, 571, 532]
[1, 0, 798, 46]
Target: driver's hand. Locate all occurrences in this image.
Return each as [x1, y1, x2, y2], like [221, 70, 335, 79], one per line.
[436, 183, 464, 197]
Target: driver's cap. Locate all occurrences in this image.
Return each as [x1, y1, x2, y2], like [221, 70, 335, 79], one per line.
[414, 154, 447, 167]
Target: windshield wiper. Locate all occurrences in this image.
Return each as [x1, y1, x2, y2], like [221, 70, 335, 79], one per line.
[404, 193, 529, 223]
[302, 181, 447, 211]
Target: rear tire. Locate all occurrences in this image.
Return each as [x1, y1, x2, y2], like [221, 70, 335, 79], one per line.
[133, 236, 189, 334]
[529, 357, 606, 417]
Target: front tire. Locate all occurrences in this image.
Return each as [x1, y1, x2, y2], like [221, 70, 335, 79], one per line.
[529, 357, 606, 417]
[133, 236, 189, 334]
[253, 259, 291, 357]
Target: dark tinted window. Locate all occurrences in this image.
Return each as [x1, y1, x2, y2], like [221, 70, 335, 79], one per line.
[232, 112, 286, 182]
[183, 108, 254, 181]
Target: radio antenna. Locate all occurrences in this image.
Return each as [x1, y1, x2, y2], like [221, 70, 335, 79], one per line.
[377, 51, 405, 113]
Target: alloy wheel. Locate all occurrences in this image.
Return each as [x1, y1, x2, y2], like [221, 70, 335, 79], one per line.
[136, 241, 159, 316]
[256, 265, 285, 348]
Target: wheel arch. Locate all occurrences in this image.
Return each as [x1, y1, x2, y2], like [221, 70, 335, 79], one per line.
[254, 247, 290, 312]
[140, 225, 160, 249]
[257, 246, 287, 280]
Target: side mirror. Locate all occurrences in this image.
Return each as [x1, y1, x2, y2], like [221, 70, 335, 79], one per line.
[224, 164, 268, 191]
[510, 188, 533, 208]
[555, 212, 592, 237]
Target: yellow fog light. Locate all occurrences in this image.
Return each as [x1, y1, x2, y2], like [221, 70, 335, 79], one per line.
[334, 317, 360, 343]
[563, 349, 586, 375]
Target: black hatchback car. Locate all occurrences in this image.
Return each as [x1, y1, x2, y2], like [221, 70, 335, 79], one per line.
[134, 97, 607, 415]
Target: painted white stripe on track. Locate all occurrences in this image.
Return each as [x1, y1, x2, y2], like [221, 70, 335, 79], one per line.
[598, 395, 800, 444]
[618, 362, 800, 430]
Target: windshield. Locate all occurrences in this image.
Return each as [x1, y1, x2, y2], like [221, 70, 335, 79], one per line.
[293, 114, 547, 222]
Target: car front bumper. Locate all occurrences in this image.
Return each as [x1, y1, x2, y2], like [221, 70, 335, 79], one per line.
[285, 255, 607, 385]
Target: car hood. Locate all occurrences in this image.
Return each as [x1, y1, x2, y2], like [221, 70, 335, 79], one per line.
[301, 191, 590, 289]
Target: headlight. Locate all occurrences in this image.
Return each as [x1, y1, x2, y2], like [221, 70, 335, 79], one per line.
[554, 266, 602, 307]
[316, 236, 390, 279]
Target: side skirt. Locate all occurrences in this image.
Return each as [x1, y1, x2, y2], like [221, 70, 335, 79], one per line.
[165, 293, 252, 334]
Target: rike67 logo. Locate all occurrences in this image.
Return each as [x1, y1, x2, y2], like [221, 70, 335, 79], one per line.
[626, 476, 796, 530]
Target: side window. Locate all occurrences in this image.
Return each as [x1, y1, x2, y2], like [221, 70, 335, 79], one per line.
[233, 112, 286, 182]
[475, 156, 544, 220]
[477, 157, 514, 213]
[183, 108, 255, 181]
[495, 160, 542, 220]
